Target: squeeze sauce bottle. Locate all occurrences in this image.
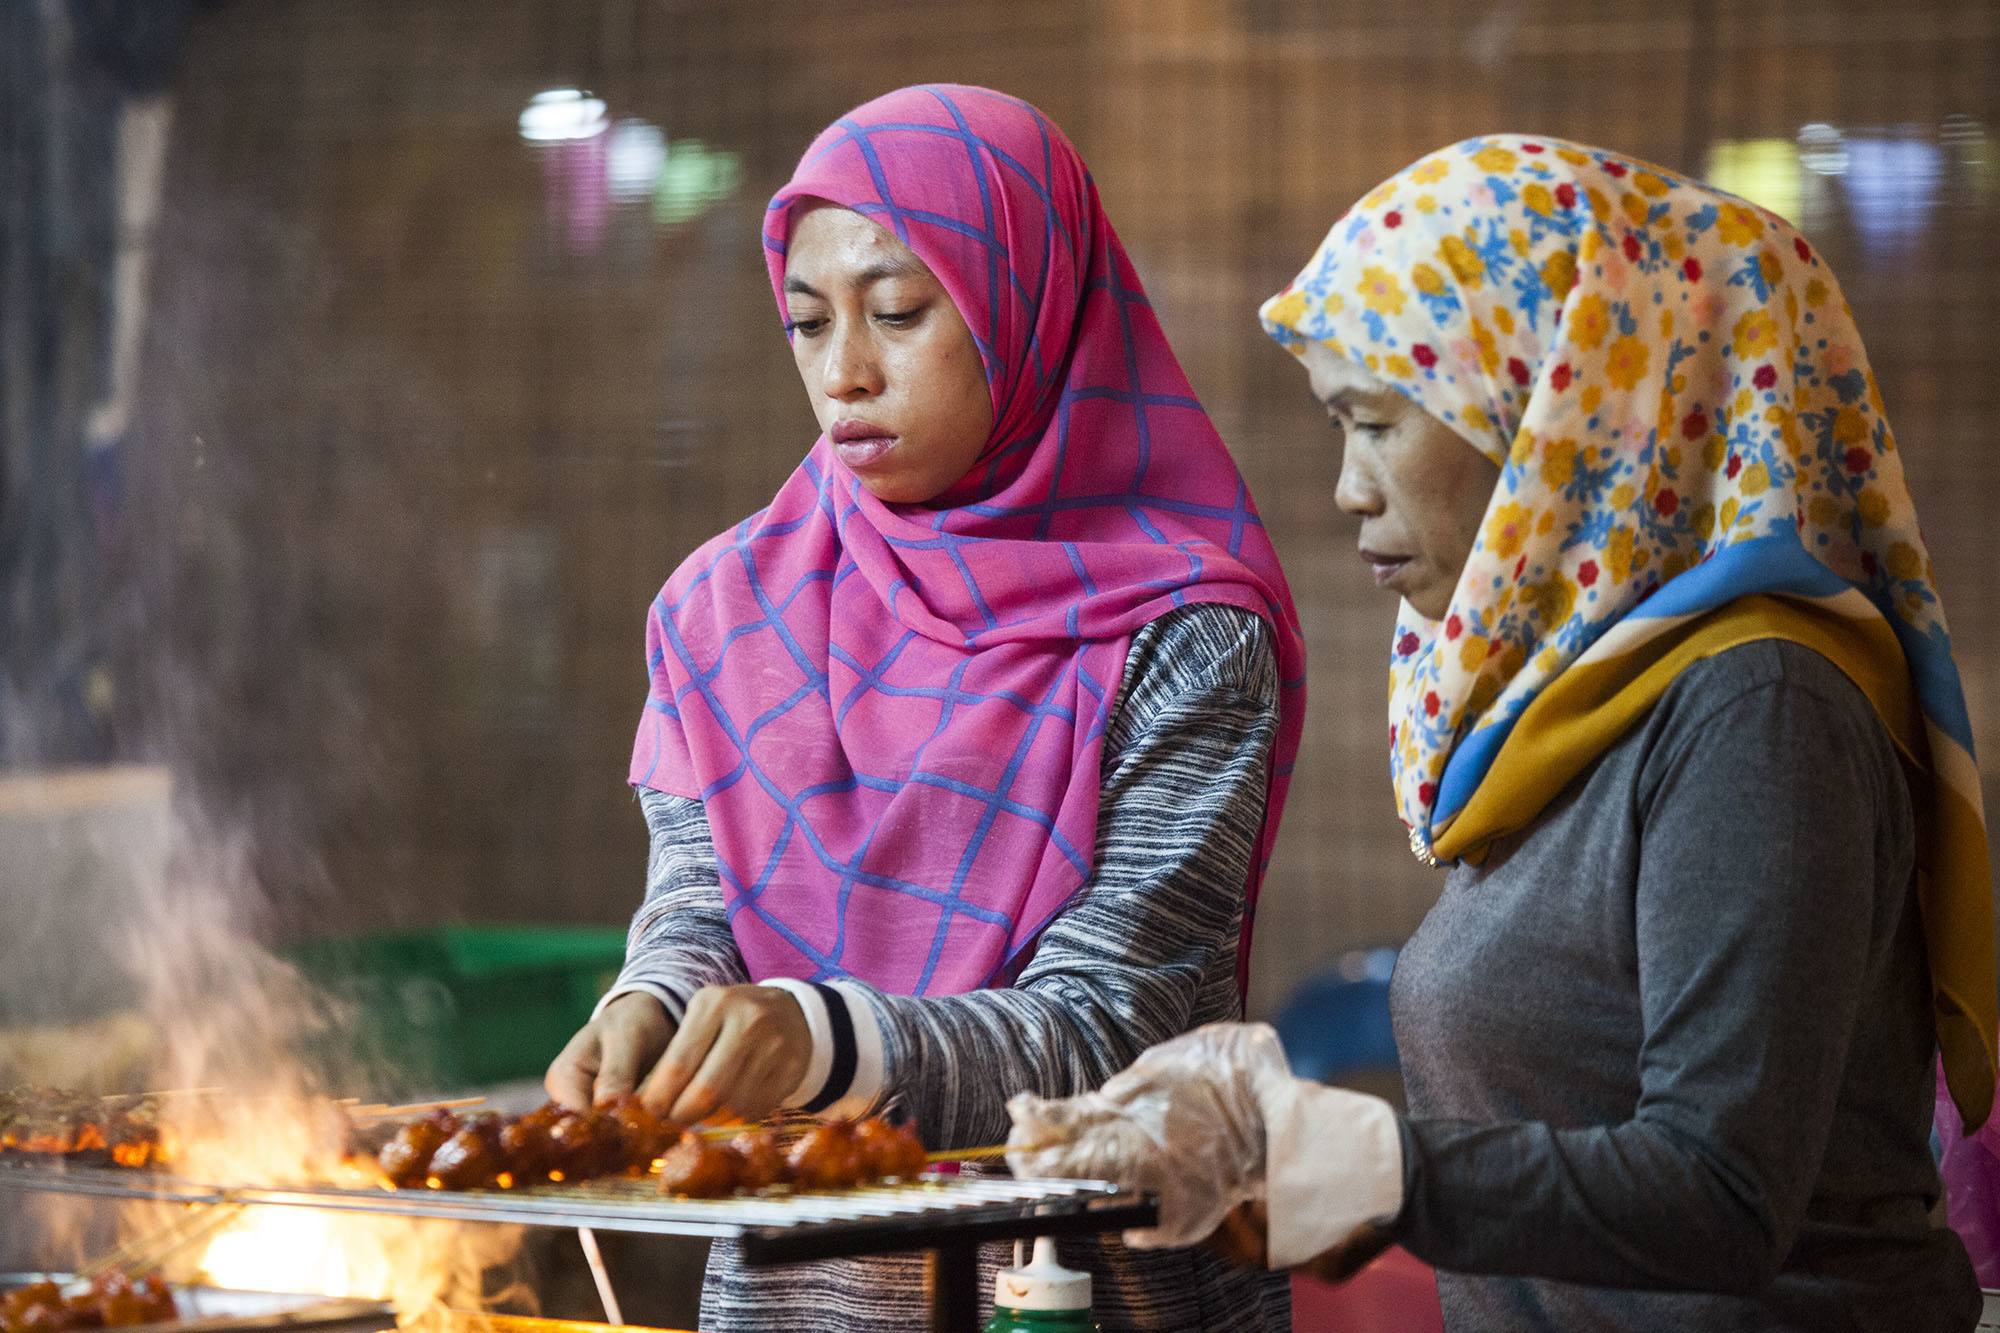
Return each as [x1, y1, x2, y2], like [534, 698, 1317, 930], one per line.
[983, 1235, 1096, 1332]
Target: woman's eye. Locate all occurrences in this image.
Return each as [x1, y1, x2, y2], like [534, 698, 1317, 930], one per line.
[1347, 420, 1389, 436]
[785, 316, 827, 337]
[874, 307, 924, 328]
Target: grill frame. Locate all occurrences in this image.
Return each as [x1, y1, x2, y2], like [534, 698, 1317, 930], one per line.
[0, 1160, 1148, 1243]
[0, 1159, 1159, 1333]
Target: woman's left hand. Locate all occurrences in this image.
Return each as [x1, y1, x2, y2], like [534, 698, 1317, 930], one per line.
[1005, 1023, 1286, 1248]
[1006, 1021, 1407, 1266]
[637, 984, 813, 1124]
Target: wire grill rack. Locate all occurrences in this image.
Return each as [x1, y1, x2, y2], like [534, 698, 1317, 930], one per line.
[0, 1159, 1156, 1332]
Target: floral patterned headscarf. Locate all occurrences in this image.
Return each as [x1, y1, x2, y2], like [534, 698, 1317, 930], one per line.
[1261, 134, 1995, 1127]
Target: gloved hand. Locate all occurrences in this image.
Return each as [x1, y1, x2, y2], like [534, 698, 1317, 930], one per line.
[1005, 1021, 1405, 1266]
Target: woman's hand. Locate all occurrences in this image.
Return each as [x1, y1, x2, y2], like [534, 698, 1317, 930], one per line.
[1005, 1021, 1405, 1266]
[547, 986, 814, 1123]
[637, 984, 813, 1125]
[546, 991, 678, 1109]
[1005, 1022, 1280, 1248]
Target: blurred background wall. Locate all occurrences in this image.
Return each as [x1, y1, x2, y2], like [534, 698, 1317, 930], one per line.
[7, 0, 1997, 1020]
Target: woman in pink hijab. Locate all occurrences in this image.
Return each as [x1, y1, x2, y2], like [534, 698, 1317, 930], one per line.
[545, 85, 1304, 1330]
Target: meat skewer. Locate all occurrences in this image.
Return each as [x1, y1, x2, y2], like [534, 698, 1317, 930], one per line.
[362, 1097, 934, 1199]
[1, 1272, 179, 1333]
[0, 1088, 166, 1167]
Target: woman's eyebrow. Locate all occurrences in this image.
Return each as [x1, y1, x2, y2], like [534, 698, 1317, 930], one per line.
[1322, 386, 1398, 414]
[783, 256, 927, 300]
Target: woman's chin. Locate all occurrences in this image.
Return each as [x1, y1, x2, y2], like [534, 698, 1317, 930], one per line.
[857, 474, 926, 504]
[1403, 587, 1451, 621]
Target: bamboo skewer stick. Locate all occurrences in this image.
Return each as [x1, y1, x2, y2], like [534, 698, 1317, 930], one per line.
[575, 1228, 624, 1326]
[346, 1096, 487, 1120]
[122, 1203, 247, 1280]
[96, 1087, 225, 1102]
[76, 1201, 246, 1282]
[925, 1144, 1009, 1163]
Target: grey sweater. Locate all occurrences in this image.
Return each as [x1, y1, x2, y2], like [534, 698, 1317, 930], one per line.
[1388, 639, 1979, 1331]
[609, 603, 1292, 1333]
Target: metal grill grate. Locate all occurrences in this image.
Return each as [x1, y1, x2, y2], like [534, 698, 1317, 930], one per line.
[0, 1160, 1149, 1243]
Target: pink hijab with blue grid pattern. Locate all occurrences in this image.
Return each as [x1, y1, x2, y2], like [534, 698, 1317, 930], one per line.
[629, 85, 1303, 997]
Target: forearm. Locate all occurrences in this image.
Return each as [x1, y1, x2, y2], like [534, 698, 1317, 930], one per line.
[1394, 1115, 1783, 1292]
[601, 788, 748, 1020]
[861, 973, 1206, 1149]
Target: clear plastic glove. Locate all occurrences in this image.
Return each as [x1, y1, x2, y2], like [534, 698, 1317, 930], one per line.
[1006, 1021, 1404, 1266]
[1007, 1022, 1277, 1247]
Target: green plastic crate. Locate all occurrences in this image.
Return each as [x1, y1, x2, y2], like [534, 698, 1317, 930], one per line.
[286, 924, 627, 1094]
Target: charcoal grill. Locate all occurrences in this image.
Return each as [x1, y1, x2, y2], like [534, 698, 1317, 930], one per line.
[0, 1159, 1155, 1332]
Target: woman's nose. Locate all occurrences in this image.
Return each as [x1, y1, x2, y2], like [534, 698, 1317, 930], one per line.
[1334, 444, 1384, 518]
[821, 321, 883, 401]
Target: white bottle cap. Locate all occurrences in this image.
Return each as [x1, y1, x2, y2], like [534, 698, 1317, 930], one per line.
[992, 1235, 1091, 1312]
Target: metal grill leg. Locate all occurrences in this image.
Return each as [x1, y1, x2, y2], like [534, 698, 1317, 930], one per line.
[925, 1243, 980, 1333]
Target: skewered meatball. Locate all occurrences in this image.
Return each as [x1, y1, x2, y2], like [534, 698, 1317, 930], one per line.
[428, 1114, 505, 1190]
[852, 1117, 928, 1181]
[1, 1282, 64, 1331]
[5, 1300, 63, 1333]
[377, 1111, 458, 1188]
[728, 1128, 787, 1192]
[131, 1278, 177, 1327]
[786, 1122, 864, 1191]
[656, 1131, 740, 1198]
[90, 1271, 178, 1327]
[598, 1093, 675, 1168]
[546, 1110, 622, 1181]
[498, 1103, 563, 1181]
[103, 1110, 159, 1169]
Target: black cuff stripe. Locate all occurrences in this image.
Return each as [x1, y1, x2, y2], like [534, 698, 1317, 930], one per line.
[800, 983, 857, 1115]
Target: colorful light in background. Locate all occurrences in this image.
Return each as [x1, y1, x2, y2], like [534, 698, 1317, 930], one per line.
[1843, 134, 1945, 252]
[1940, 114, 1994, 202]
[520, 90, 611, 255]
[1797, 122, 1849, 177]
[517, 90, 740, 255]
[1704, 119, 1986, 254]
[652, 140, 742, 226]
[606, 120, 668, 202]
[1703, 136, 1803, 223]
[516, 89, 609, 144]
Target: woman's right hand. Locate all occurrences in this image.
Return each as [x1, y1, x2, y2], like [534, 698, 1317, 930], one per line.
[545, 991, 677, 1109]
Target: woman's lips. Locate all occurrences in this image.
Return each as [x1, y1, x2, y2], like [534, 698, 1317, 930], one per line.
[829, 420, 898, 469]
[833, 434, 897, 468]
[1361, 550, 1411, 587]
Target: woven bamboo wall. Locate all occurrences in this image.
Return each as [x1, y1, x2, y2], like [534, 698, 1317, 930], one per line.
[124, 0, 2000, 1017]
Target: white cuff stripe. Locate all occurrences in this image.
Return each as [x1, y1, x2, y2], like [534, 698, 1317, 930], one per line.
[823, 981, 888, 1119]
[594, 979, 690, 1025]
[761, 978, 836, 1109]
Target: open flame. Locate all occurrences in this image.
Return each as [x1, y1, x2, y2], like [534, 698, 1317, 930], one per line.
[190, 1204, 527, 1318]
[3, 771, 532, 1318]
[70, 802, 531, 1320]
[198, 1208, 404, 1298]
[149, 1096, 528, 1317]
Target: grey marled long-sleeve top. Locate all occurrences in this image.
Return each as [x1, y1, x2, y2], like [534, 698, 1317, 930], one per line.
[1389, 639, 1978, 1331]
[602, 602, 1293, 1333]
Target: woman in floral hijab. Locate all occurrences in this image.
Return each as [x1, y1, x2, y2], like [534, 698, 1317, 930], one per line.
[1011, 135, 1995, 1330]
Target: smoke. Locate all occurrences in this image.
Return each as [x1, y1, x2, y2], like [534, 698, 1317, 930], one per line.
[0, 104, 528, 1305]
[0, 769, 532, 1312]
